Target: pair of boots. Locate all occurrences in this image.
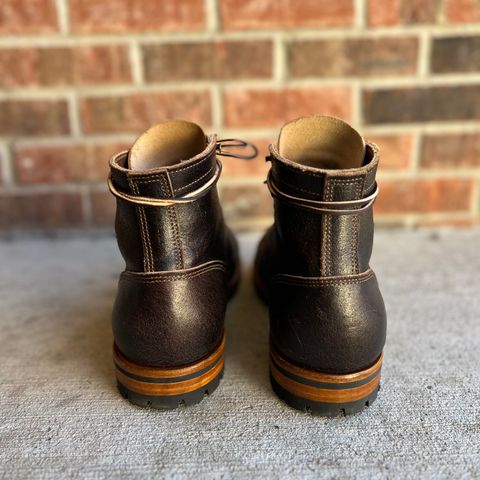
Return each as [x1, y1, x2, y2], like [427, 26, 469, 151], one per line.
[108, 115, 386, 416]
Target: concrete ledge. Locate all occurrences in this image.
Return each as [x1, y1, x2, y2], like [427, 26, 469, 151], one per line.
[1, 229, 479, 478]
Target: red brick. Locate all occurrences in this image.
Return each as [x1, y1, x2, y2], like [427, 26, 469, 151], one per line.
[220, 0, 353, 30]
[15, 137, 268, 184]
[87, 143, 131, 181]
[363, 86, 480, 125]
[0, 0, 58, 34]
[289, 37, 418, 78]
[0, 50, 37, 87]
[220, 138, 270, 177]
[14, 142, 131, 184]
[224, 87, 351, 128]
[15, 145, 84, 184]
[143, 40, 273, 82]
[70, 46, 132, 85]
[375, 179, 474, 214]
[445, 0, 480, 23]
[368, 0, 439, 26]
[0, 100, 69, 136]
[431, 36, 480, 73]
[221, 184, 272, 225]
[91, 190, 115, 226]
[367, 134, 413, 170]
[0, 191, 84, 228]
[81, 91, 212, 134]
[70, 0, 205, 33]
[421, 133, 480, 169]
[0, 46, 131, 87]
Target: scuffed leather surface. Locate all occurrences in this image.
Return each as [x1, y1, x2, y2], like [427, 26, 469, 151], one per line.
[270, 271, 386, 374]
[113, 261, 228, 368]
[256, 142, 386, 374]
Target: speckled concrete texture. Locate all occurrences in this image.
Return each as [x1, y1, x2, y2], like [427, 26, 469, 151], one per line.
[0, 230, 479, 479]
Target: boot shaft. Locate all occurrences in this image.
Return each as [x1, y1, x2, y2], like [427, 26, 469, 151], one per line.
[109, 130, 227, 273]
[267, 116, 379, 277]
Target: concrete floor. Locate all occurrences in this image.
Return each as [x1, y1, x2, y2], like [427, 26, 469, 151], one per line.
[0, 230, 479, 479]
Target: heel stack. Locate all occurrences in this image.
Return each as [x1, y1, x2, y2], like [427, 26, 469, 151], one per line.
[113, 335, 225, 409]
[270, 346, 383, 416]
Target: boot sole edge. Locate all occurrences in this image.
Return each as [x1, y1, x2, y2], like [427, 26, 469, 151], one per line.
[113, 334, 225, 409]
[270, 346, 383, 416]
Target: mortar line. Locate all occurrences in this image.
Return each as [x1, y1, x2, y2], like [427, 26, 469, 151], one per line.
[2, 24, 480, 46]
[376, 211, 475, 223]
[205, 0, 220, 33]
[0, 142, 14, 186]
[471, 179, 480, 219]
[273, 33, 287, 84]
[54, 0, 70, 35]
[411, 130, 423, 172]
[67, 92, 82, 137]
[4, 74, 480, 99]
[377, 169, 480, 179]
[210, 84, 223, 131]
[5, 123, 480, 146]
[417, 30, 431, 78]
[352, 81, 363, 129]
[354, 0, 367, 29]
[0, 183, 90, 194]
[13, 134, 137, 147]
[129, 41, 144, 85]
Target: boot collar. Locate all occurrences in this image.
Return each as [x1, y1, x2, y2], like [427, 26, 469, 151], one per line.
[110, 134, 218, 200]
[268, 142, 379, 202]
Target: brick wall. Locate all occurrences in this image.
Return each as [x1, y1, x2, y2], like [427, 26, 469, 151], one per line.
[1, 0, 480, 231]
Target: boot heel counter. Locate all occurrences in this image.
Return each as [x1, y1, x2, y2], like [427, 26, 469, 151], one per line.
[112, 261, 228, 368]
[270, 270, 386, 374]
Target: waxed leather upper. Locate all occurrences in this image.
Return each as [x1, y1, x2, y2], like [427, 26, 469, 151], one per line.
[113, 261, 229, 367]
[110, 138, 239, 368]
[255, 142, 387, 374]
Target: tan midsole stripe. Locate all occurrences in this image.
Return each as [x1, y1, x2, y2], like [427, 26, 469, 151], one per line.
[271, 362, 381, 403]
[113, 334, 225, 379]
[116, 357, 224, 396]
[271, 347, 383, 384]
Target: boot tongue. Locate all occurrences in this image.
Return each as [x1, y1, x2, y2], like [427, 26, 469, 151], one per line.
[128, 120, 207, 171]
[277, 115, 365, 169]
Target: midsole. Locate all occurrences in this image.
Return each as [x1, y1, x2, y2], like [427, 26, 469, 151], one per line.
[113, 334, 225, 397]
[270, 347, 383, 404]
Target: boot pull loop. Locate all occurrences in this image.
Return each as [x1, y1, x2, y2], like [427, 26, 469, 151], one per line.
[266, 170, 379, 216]
[216, 138, 258, 160]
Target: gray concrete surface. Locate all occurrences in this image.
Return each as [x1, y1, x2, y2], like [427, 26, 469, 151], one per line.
[0, 229, 479, 479]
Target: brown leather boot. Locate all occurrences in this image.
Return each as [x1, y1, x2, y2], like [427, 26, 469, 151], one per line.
[108, 120, 254, 409]
[255, 116, 386, 416]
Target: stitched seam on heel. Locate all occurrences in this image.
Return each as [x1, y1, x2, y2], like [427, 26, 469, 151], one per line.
[159, 173, 184, 270]
[129, 178, 153, 272]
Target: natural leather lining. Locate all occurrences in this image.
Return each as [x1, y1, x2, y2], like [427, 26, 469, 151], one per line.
[277, 115, 365, 169]
[128, 119, 207, 170]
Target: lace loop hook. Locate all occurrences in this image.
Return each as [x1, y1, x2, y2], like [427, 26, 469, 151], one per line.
[216, 138, 258, 160]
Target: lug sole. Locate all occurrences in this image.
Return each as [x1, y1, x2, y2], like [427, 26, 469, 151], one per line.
[270, 346, 383, 416]
[113, 334, 225, 409]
